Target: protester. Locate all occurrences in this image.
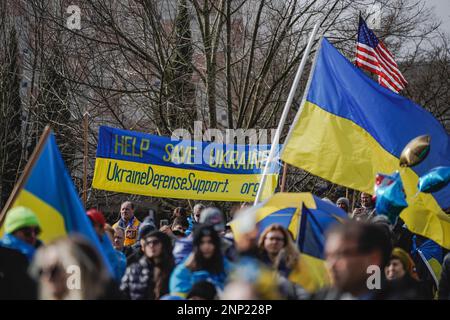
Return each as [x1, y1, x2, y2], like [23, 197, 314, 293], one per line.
[351, 192, 376, 221]
[123, 216, 157, 265]
[160, 216, 189, 241]
[30, 235, 120, 300]
[112, 227, 125, 251]
[314, 221, 392, 299]
[383, 247, 428, 299]
[173, 207, 237, 264]
[87, 208, 123, 281]
[169, 225, 232, 297]
[258, 224, 300, 278]
[104, 224, 127, 280]
[185, 203, 205, 236]
[0, 206, 42, 261]
[112, 201, 141, 246]
[0, 245, 37, 299]
[120, 231, 175, 300]
[438, 252, 450, 300]
[336, 197, 350, 214]
[171, 207, 188, 222]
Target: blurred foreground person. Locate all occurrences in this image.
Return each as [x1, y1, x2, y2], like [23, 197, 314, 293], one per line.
[384, 247, 429, 299]
[170, 225, 232, 297]
[314, 221, 392, 300]
[120, 231, 174, 300]
[187, 281, 218, 300]
[0, 246, 37, 299]
[30, 235, 120, 300]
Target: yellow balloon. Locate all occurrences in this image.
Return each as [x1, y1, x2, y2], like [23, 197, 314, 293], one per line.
[399, 135, 431, 167]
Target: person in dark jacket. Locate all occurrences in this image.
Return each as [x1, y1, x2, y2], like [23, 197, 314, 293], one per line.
[0, 246, 37, 299]
[384, 247, 430, 299]
[438, 252, 450, 300]
[124, 216, 156, 265]
[120, 231, 174, 300]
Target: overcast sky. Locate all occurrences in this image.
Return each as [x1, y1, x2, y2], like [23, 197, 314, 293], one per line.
[426, 0, 450, 34]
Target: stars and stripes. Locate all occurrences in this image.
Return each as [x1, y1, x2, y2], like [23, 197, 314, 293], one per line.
[355, 16, 407, 93]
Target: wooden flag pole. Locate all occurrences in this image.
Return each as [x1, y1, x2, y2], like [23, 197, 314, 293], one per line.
[83, 112, 89, 207]
[0, 125, 52, 227]
[280, 161, 288, 192]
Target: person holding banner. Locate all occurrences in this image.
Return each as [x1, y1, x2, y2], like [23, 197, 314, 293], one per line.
[113, 201, 141, 247]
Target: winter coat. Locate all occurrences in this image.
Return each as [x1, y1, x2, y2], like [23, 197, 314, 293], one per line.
[120, 256, 172, 300]
[169, 257, 232, 297]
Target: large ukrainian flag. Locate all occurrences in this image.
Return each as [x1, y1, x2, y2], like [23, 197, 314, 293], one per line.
[281, 38, 450, 248]
[0, 129, 114, 274]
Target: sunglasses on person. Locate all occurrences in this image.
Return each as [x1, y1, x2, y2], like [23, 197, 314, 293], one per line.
[20, 226, 41, 237]
[144, 239, 161, 247]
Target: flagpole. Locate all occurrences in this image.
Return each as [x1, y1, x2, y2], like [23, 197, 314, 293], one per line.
[0, 125, 52, 227]
[83, 112, 89, 207]
[254, 23, 320, 205]
[280, 162, 288, 192]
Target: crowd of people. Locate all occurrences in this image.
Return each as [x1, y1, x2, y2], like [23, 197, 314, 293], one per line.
[0, 193, 449, 300]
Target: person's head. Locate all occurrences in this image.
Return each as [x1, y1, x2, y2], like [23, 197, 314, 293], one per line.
[140, 231, 173, 263]
[171, 217, 188, 235]
[199, 207, 225, 234]
[258, 224, 299, 269]
[360, 193, 373, 208]
[188, 225, 223, 274]
[104, 224, 114, 243]
[385, 247, 415, 281]
[231, 206, 259, 254]
[172, 207, 187, 221]
[138, 216, 157, 241]
[5, 206, 41, 247]
[187, 281, 217, 300]
[120, 201, 135, 222]
[325, 221, 392, 296]
[336, 197, 350, 212]
[113, 227, 125, 250]
[192, 203, 206, 222]
[86, 208, 106, 239]
[30, 235, 109, 300]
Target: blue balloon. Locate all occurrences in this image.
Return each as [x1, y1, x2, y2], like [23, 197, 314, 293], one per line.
[375, 172, 408, 224]
[418, 166, 450, 193]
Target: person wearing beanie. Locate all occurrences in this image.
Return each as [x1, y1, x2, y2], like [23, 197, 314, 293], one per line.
[120, 231, 175, 300]
[0, 206, 42, 261]
[383, 247, 429, 299]
[172, 207, 237, 265]
[123, 216, 157, 265]
[336, 197, 350, 214]
[169, 225, 233, 298]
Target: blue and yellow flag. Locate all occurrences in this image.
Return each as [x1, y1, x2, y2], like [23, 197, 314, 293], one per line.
[232, 192, 347, 292]
[281, 38, 450, 249]
[0, 130, 114, 275]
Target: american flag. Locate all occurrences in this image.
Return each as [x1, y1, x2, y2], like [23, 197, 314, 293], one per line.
[355, 17, 407, 93]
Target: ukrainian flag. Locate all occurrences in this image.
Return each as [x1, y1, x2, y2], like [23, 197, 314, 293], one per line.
[0, 129, 114, 275]
[233, 192, 347, 292]
[281, 38, 450, 248]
